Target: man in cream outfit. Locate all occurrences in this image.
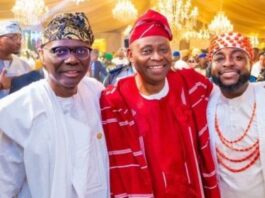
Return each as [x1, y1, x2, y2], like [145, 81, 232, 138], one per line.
[0, 20, 31, 98]
[0, 13, 109, 197]
[207, 32, 265, 198]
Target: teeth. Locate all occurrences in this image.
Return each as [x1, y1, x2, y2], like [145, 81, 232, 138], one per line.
[149, 65, 163, 68]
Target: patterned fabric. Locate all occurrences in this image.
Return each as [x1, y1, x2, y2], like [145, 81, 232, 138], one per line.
[208, 32, 253, 61]
[0, 21, 21, 36]
[42, 12, 94, 46]
[129, 9, 172, 44]
[100, 69, 220, 198]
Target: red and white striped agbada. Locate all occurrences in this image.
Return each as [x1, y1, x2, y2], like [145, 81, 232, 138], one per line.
[100, 70, 220, 198]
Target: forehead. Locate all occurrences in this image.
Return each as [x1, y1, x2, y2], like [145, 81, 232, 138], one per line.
[214, 47, 249, 57]
[0, 33, 20, 39]
[2, 33, 20, 37]
[43, 39, 90, 48]
[131, 36, 170, 48]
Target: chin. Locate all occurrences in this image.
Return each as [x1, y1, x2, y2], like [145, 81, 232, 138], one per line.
[212, 73, 250, 92]
[13, 51, 20, 55]
[61, 79, 80, 89]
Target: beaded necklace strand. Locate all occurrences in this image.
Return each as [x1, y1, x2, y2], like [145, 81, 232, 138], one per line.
[215, 101, 259, 173]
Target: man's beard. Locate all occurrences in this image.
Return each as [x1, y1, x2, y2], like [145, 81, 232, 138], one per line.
[212, 71, 250, 92]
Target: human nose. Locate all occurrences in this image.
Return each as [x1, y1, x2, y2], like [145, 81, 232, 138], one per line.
[150, 51, 163, 61]
[64, 53, 80, 64]
[223, 56, 234, 67]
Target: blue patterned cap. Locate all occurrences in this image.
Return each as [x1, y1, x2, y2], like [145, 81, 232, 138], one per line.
[42, 12, 94, 46]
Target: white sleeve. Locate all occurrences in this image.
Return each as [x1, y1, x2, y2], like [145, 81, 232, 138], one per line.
[0, 130, 25, 197]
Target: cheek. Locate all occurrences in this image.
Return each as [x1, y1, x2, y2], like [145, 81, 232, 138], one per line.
[132, 56, 147, 67]
[165, 54, 172, 62]
[43, 59, 61, 74]
[237, 60, 250, 71]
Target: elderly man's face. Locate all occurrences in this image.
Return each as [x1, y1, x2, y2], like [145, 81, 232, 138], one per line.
[211, 48, 251, 92]
[0, 33, 22, 54]
[128, 36, 172, 86]
[39, 39, 91, 97]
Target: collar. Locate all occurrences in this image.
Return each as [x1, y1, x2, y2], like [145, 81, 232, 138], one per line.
[218, 83, 254, 106]
[140, 78, 169, 100]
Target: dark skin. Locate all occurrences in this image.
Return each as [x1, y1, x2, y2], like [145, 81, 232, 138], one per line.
[39, 39, 91, 97]
[0, 70, 11, 89]
[0, 33, 22, 89]
[211, 48, 252, 98]
[0, 33, 22, 59]
[127, 36, 172, 96]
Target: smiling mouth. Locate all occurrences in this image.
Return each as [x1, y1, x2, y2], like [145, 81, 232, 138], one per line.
[220, 70, 239, 76]
[148, 64, 167, 70]
[62, 70, 81, 78]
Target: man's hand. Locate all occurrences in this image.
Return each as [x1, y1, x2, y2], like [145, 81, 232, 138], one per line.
[0, 69, 12, 90]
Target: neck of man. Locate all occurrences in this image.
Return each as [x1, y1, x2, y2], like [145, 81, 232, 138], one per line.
[135, 74, 165, 96]
[0, 51, 12, 60]
[221, 82, 249, 99]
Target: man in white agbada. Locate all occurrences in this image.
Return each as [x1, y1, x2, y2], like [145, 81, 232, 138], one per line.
[0, 12, 109, 197]
[0, 20, 31, 98]
[207, 32, 265, 198]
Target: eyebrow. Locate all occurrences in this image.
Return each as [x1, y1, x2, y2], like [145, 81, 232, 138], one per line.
[214, 49, 247, 56]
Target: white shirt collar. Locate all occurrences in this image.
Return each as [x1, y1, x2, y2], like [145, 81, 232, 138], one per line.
[218, 83, 254, 105]
[140, 78, 169, 100]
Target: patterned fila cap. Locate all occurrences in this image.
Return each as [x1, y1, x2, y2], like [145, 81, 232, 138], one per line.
[208, 32, 254, 61]
[42, 12, 94, 46]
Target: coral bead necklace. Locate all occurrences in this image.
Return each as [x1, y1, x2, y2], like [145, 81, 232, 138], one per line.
[215, 102, 259, 173]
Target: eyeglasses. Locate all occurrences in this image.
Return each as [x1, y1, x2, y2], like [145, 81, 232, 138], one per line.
[44, 46, 92, 60]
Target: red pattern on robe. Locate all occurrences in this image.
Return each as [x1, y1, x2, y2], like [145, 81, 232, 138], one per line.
[100, 69, 220, 198]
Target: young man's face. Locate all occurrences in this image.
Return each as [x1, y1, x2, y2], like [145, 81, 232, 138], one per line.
[39, 39, 91, 96]
[211, 47, 251, 91]
[128, 36, 172, 86]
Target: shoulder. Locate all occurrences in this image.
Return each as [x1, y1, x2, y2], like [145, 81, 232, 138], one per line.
[80, 76, 105, 100]
[251, 81, 265, 92]
[81, 76, 104, 92]
[208, 84, 221, 102]
[169, 69, 213, 103]
[0, 80, 45, 115]
[101, 76, 133, 107]
[12, 54, 30, 67]
[169, 69, 212, 87]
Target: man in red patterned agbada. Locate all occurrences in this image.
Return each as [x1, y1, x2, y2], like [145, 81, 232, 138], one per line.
[101, 9, 220, 198]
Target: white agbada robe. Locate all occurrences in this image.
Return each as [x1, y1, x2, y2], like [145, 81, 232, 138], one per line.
[207, 83, 265, 198]
[0, 77, 109, 198]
